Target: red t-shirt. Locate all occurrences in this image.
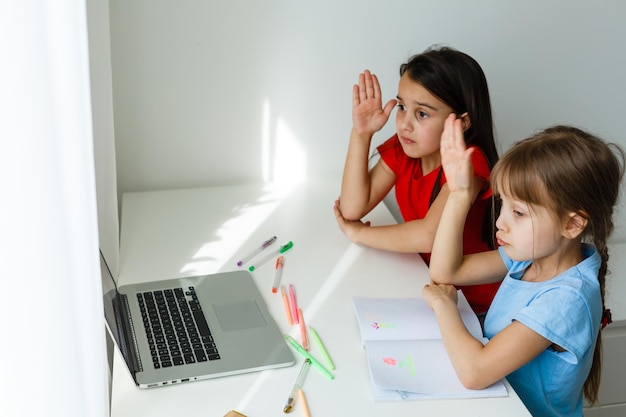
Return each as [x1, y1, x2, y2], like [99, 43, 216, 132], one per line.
[378, 134, 500, 314]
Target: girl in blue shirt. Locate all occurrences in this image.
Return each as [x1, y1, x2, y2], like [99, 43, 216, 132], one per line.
[424, 115, 625, 416]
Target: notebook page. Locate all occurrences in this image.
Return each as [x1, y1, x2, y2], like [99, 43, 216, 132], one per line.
[352, 297, 441, 344]
[352, 291, 483, 344]
[365, 338, 507, 398]
[353, 292, 506, 400]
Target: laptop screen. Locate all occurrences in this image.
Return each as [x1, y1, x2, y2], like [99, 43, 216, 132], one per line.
[100, 250, 137, 374]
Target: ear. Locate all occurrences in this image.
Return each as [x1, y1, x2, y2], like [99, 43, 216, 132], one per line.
[562, 212, 588, 239]
[458, 112, 471, 132]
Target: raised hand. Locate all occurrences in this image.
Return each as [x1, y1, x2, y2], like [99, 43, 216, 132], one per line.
[440, 114, 475, 192]
[352, 70, 397, 137]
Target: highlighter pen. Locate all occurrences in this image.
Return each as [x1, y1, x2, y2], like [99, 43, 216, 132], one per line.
[281, 286, 293, 325]
[284, 335, 334, 380]
[272, 256, 284, 294]
[283, 359, 310, 413]
[309, 325, 335, 370]
[248, 241, 293, 271]
[236, 236, 276, 267]
[289, 284, 299, 325]
[297, 308, 308, 351]
[297, 389, 311, 417]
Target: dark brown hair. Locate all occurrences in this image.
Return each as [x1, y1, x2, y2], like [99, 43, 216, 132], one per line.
[400, 45, 499, 246]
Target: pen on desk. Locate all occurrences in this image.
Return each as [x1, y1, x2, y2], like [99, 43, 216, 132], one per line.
[248, 241, 293, 271]
[284, 335, 334, 380]
[272, 256, 284, 294]
[309, 325, 335, 370]
[283, 359, 310, 413]
[236, 236, 276, 267]
[298, 389, 311, 417]
[289, 284, 298, 324]
[281, 286, 293, 325]
[297, 308, 308, 351]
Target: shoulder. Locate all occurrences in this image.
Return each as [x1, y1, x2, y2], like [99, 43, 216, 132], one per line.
[518, 284, 599, 362]
[377, 134, 412, 173]
[377, 134, 401, 155]
[514, 257, 602, 360]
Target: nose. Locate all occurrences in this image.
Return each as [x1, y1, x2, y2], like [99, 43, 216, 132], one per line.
[396, 111, 413, 132]
[495, 212, 505, 232]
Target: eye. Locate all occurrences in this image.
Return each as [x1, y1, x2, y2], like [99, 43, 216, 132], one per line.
[416, 111, 429, 119]
[396, 104, 406, 112]
[513, 209, 524, 217]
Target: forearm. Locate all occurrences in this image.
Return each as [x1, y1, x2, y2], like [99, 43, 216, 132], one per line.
[431, 297, 488, 389]
[348, 221, 436, 253]
[340, 129, 377, 220]
[429, 189, 473, 282]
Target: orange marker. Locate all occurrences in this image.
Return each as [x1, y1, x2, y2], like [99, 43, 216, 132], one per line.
[298, 308, 309, 351]
[272, 256, 284, 294]
[289, 284, 299, 324]
[298, 389, 311, 417]
[281, 286, 293, 325]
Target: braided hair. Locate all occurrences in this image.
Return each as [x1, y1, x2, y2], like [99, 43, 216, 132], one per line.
[491, 125, 625, 404]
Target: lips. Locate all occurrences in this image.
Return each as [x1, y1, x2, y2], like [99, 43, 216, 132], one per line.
[400, 136, 415, 145]
[496, 234, 507, 247]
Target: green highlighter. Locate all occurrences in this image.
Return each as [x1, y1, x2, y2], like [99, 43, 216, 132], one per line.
[248, 241, 293, 271]
[284, 334, 334, 380]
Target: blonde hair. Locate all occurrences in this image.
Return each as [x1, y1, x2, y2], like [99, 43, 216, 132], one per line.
[491, 125, 625, 404]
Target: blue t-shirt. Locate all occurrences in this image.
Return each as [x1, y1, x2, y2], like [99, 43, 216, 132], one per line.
[483, 244, 602, 417]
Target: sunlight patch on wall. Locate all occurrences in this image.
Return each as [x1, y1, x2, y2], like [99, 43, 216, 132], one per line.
[180, 99, 306, 275]
[262, 99, 307, 185]
[273, 117, 306, 184]
[262, 100, 271, 183]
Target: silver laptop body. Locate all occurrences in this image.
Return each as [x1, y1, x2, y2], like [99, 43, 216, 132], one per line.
[101, 251, 294, 388]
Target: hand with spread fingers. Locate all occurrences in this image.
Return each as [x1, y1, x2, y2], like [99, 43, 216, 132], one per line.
[440, 113, 475, 193]
[351, 70, 397, 138]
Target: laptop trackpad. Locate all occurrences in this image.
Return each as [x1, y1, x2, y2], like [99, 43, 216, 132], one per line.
[213, 300, 267, 331]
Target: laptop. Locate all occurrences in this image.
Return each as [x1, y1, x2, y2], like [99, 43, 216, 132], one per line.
[100, 250, 295, 388]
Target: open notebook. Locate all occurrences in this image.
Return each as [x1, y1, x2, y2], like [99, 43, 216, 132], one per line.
[352, 293, 508, 401]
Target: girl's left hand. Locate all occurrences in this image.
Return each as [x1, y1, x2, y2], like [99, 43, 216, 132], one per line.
[333, 198, 371, 242]
[422, 282, 458, 310]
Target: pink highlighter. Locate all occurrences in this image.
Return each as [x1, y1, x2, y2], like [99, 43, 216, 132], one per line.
[289, 284, 299, 325]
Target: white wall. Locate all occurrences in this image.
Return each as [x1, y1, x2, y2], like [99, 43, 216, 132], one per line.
[1, 2, 108, 416]
[88, 0, 119, 271]
[87, 0, 119, 397]
[108, 0, 626, 239]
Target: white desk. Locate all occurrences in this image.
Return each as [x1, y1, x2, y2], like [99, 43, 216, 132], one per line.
[112, 178, 531, 417]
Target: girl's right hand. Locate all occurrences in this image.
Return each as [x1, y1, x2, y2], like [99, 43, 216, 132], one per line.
[352, 70, 397, 137]
[440, 114, 475, 192]
[422, 282, 459, 311]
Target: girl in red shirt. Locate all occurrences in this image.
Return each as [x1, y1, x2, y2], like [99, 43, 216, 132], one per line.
[335, 45, 500, 315]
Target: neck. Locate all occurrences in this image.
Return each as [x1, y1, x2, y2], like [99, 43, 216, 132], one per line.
[523, 240, 583, 282]
[421, 153, 441, 176]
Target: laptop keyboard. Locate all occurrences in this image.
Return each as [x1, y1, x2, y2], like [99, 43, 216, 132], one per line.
[137, 286, 221, 369]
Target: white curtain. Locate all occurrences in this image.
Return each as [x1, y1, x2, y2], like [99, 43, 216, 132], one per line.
[0, 1, 109, 416]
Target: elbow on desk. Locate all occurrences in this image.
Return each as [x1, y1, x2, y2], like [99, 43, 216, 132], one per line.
[456, 368, 495, 391]
[336, 195, 378, 221]
[453, 357, 505, 391]
[428, 266, 457, 285]
[338, 205, 367, 221]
